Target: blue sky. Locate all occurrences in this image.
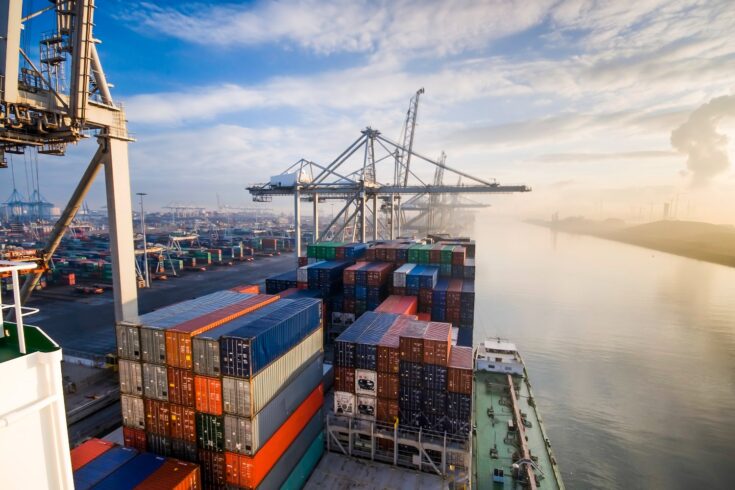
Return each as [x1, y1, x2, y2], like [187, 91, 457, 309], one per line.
[4, 0, 735, 222]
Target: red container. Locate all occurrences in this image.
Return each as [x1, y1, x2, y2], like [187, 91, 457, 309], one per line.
[367, 262, 393, 287]
[447, 279, 463, 308]
[144, 398, 171, 437]
[446, 307, 461, 326]
[399, 321, 428, 363]
[334, 366, 355, 393]
[392, 287, 406, 296]
[136, 459, 201, 490]
[66, 273, 76, 286]
[385, 246, 397, 263]
[169, 403, 197, 443]
[123, 426, 147, 452]
[71, 438, 115, 471]
[297, 256, 308, 267]
[365, 247, 376, 261]
[166, 294, 279, 369]
[417, 313, 431, 321]
[194, 375, 223, 415]
[297, 281, 308, 290]
[377, 316, 412, 374]
[343, 263, 363, 285]
[429, 244, 442, 264]
[231, 284, 260, 294]
[225, 384, 324, 489]
[418, 288, 433, 309]
[375, 295, 417, 315]
[376, 397, 399, 424]
[377, 372, 399, 400]
[343, 298, 355, 314]
[375, 246, 388, 262]
[451, 246, 466, 265]
[167, 366, 195, 407]
[447, 346, 473, 395]
[423, 322, 452, 366]
[198, 449, 226, 489]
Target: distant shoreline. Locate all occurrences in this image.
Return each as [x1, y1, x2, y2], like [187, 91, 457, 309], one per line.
[527, 218, 735, 269]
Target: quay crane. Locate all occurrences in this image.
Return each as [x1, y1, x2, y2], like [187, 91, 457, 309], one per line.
[247, 90, 531, 257]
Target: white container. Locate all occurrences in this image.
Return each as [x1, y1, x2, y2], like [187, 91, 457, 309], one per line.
[270, 170, 312, 188]
[120, 394, 145, 429]
[354, 369, 377, 396]
[356, 395, 376, 420]
[115, 321, 141, 360]
[222, 328, 323, 418]
[118, 359, 143, 396]
[393, 264, 415, 288]
[334, 391, 355, 417]
[142, 362, 168, 401]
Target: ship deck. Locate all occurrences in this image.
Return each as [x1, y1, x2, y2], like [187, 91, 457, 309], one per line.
[473, 369, 564, 489]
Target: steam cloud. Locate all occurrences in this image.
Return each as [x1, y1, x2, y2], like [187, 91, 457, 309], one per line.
[671, 95, 735, 186]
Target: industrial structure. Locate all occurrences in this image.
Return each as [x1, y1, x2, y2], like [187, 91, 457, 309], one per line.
[248, 89, 530, 256]
[0, 0, 137, 322]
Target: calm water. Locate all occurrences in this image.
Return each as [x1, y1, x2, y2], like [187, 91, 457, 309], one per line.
[472, 217, 735, 489]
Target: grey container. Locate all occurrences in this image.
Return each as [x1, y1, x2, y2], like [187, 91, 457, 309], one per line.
[121, 394, 145, 429]
[142, 362, 168, 401]
[116, 322, 141, 361]
[140, 327, 167, 364]
[118, 359, 143, 396]
[257, 408, 324, 489]
[223, 354, 322, 455]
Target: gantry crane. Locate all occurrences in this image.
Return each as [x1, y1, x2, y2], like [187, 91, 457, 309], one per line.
[1, 0, 138, 322]
[247, 90, 531, 257]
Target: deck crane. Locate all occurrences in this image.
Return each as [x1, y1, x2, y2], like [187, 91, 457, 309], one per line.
[1, 0, 138, 322]
[393, 87, 424, 235]
[247, 90, 531, 257]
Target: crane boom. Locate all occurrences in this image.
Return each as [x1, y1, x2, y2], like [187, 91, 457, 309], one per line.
[395, 88, 424, 187]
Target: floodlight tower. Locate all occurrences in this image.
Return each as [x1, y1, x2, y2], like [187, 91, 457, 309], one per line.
[0, 0, 138, 322]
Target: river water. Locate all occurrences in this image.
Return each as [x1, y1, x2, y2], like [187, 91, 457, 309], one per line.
[471, 217, 735, 489]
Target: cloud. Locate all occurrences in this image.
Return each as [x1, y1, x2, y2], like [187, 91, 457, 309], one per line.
[670, 95, 735, 186]
[533, 150, 678, 163]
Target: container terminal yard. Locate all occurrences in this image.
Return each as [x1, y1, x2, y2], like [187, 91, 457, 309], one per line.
[0, 1, 562, 489]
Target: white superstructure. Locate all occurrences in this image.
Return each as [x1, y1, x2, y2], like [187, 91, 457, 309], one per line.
[474, 338, 524, 375]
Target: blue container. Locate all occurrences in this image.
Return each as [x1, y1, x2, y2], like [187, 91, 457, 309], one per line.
[334, 311, 378, 367]
[343, 284, 355, 298]
[452, 264, 464, 278]
[73, 446, 138, 490]
[220, 298, 322, 378]
[354, 313, 398, 370]
[440, 263, 453, 277]
[343, 243, 368, 260]
[399, 360, 423, 388]
[92, 453, 167, 490]
[457, 327, 473, 347]
[423, 388, 447, 414]
[419, 266, 439, 289]
[355, 285, 367, 300]
[285, 289, 322, 300]
[432, 279, 448, 305]
[265, 270, 298, 294]
[447, 392, 472, 420]
[399, 385, 422, 412]
[140, 291, 252, 328]
[423, 363, 448, 390]
[281, 432, 325, 490]
[431, 306, 446, 322]
[445, 417, 471, 436]
[406, 266, 421, 290]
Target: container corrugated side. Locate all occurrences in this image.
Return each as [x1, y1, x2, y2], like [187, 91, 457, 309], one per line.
[123, 426, 147, 452]
[92, 453, 167, 490]
[193, 300, 294, 377]
[194, 375, 223, 415]
[143, 362, 169, 401]
[223, 384, 323, 489]
[198, 448, 226, 489]
[116, 321, 141, 360]
[222, 328, 323, 418]
[220, 298, 322, 379]
[118, 359, 143, 396]
[167, 366, 195, 407]
[447, 345, 473, 395]
[121, 394, 145, 429]
[169, 403, 197, 442]
[73, 446, 138, 490]
[196, 412, 224, 452]
[70, 438, 115, 471]
[280, 431, 325, 490]
[223, 355, 322, 456]
[136, 459, 201, 490]
[144, 398, 171, 437]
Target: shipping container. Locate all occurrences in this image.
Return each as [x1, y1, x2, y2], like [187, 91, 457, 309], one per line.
[195, 375, 223, 415]
[71, 438, 115, 471]
[399, 360, 424, 389]
[354, 368, 377, 396]
[356, 395, 376, 420]
[93, 453, 167, 490]
[222, 328, 323, 417]
[265, 270, 298, 294]
[376, 372, 399, 400]
[334, 391, 356, 417]
[376, 295, 417, 315]
[222, 355, 322, 456]
[376, 397, 400, 424]
[166, 294, 280, 369]
[423, 322, 452, 366]
[399, 321, 428, 364]
[118, 359, 144, 396]
[231, 284, 260, 294]
[333, 311, 380, 367]
[457, 326, 473, 347]
[171, 438, 198, 462]
[398, 385, 422, 413]
[354, 313, 398, 371]
[167, 366, 195, 407]
[144, 398, 171, 437]
[447, 345, 473, 395]
[121, 394, 145, 430]
[116, 321, 141, 361]
[223, 384, 323, 489]
[73, 446, 138, 490]
[146, 433, 172, 456]
[198, 449, 226, 489]
[280, 431, 325, 490]
[220, 298, 322, 378]
[169, 403, 197, 443]
[143, 362, 169, 401]
[135, 459, 201, 490]
[423, 388, 447, 414]
[376, 315, 412, 374]
[334, 365, 355, 393]
[196, 412, 224, 452]
[123, 426, 147, 452]
[447, 392, 472, 421]
[193, 299, 294, 377]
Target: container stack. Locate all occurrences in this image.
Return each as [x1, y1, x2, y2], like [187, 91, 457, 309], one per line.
[71, 439, 200, 489]
[115, 290, 326, 489]
[265, 270, 298, 294]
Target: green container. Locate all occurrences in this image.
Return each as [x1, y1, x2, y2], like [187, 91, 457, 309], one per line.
[407, 245, 421, 263]
[196, 413, 224, 452]
[441, 245, 454, 264]
[281, 432, 325, 490]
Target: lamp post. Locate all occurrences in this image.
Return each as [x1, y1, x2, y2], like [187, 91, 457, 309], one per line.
[136, 192, 150, 288]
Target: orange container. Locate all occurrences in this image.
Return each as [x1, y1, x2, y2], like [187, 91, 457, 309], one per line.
[169, 403, 197, 443]
[231, 284, 260, 294]
[144, 398, 171, 437]
[70, 438, 115, 471]
[135, 459, 201, 490]
[375, 295, 417, 315]
[225, 383, 324, 489]
[194, 375, 223, 415]
[166, 294, 279, 369]
[167, 366, 195, 407]
[417, 312, 431, 321]
[123, 426, 147, 452]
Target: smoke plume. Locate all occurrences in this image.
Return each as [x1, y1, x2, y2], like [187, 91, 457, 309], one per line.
[671, 95, 735, 186]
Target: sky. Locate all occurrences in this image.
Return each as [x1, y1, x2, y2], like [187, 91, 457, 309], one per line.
[3, 0, 735, 222]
